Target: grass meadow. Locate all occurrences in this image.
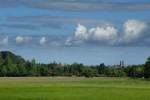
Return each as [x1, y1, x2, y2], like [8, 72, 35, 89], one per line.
[0, 77, 150, 100]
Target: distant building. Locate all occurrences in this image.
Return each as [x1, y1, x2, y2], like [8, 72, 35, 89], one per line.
[120, 60, 125, 68]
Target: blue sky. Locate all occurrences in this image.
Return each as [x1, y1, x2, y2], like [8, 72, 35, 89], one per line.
[0, 0, 150, 65]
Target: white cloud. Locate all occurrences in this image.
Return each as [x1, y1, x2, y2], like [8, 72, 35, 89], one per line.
[0, 37, 8, 45]
[123, 19, 147, 41]
[65, 37, 73, 46]
[1, 19, 148, 47]
[40, 37, 46, 45]
[67, 20, 148, 46]
[89, 25, 117, 42]
[16, 36, 24, 44]
[74, 24, 88, 40]
[72, 23, 118, 45]
[15, 36, 32, 44]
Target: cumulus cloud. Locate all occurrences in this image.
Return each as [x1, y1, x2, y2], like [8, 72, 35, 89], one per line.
[1, 19, 149, 47]
[68, 23, 118, 45]
[74, 24, 88, 40]
[39, 37, 46, 45]
[66, 19, 149, 46]
[123, 19, 147, 42]
[15, 36, 24, 44]
[15, 36, 32, 44]
[0, 37, 8, 45]
[89, 25, 117, 42]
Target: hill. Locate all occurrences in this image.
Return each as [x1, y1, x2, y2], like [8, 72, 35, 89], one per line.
[0, 51, 25, 65]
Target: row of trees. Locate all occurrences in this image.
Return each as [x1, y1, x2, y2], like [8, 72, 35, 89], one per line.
[0, 51, 150, 78]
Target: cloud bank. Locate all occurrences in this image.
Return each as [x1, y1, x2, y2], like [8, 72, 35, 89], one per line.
[1, 0, 150, 11]
[0, 19, 149, 47]
[66, 19, 149, 46]
[73, 23, 117, 44]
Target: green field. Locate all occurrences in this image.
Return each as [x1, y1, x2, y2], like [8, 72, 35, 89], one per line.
[0, 77, 150, 100]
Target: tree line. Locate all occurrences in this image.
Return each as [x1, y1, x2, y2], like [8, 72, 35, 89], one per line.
[0, 51, 150, 78]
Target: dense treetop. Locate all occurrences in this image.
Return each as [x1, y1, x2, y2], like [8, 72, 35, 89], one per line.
[0, 51, 149, 78]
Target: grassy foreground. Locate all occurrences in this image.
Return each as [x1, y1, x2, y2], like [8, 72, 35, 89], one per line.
[0, 77, 150, 100]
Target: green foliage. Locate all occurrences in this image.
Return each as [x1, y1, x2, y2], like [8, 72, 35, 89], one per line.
[144, 57, 150, 78]
[125, 65, 144, 78]
[97, 63, 107, 76]
[0, 51, 148, 78]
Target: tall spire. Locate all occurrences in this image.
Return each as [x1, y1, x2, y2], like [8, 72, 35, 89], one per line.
[119, 60, 125, 68]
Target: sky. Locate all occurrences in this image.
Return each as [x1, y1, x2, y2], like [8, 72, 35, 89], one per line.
[0, 0, 150, 65]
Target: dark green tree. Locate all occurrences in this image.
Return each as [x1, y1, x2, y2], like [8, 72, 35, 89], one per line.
[144, 57, 150, 78]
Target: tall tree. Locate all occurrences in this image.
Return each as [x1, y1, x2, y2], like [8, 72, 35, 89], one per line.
[144, 57, 150, 78]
